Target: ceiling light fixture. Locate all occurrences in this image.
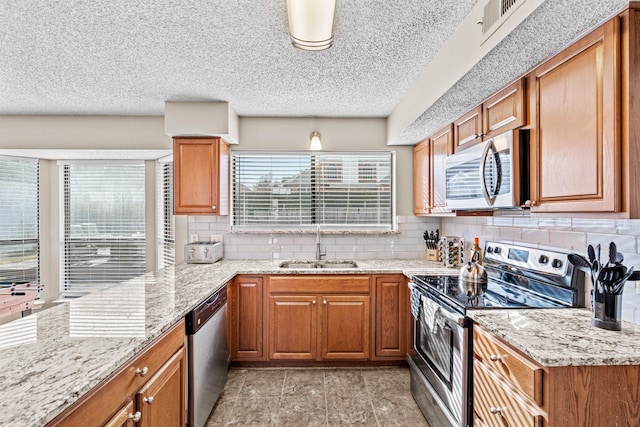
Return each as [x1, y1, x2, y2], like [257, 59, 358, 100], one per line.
[286, 0, 336, 51]
[309, 131, 323, 150]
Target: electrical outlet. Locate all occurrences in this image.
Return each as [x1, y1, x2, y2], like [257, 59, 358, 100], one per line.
[211, 234, 222, 242]
[190, 233, 199, 243]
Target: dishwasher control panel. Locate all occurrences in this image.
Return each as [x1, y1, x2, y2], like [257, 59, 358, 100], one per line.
[185, 284, 227, 335]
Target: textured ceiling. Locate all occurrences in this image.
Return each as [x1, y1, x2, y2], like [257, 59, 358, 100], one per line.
[0, 0, 476, 118]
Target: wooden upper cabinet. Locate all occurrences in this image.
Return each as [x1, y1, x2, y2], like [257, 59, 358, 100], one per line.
[483, 79, 525, 139]
[413, 140, 430, 215]
[173, 137, 230, 215]
[528, 19, 620, 213]
[413, 124, 453, 215]
[430, 124, 453, 213]
[454, 105, 483, 150]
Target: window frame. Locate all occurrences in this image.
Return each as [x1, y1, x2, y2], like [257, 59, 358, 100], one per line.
[231, 151, 395, 231]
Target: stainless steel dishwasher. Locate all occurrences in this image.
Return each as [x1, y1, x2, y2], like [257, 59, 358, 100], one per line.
[185, 284, 229, 427]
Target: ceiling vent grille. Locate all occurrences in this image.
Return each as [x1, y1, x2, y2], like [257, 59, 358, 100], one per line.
[481, 0, 525, 42]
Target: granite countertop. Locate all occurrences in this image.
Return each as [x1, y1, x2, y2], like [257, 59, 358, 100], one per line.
[0, 258, 451, 426]
[468, 308, 640, 367]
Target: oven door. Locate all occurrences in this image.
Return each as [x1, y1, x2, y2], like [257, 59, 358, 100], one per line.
[410, 289, 470, 427]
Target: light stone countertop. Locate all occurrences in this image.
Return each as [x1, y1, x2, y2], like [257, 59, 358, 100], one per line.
[0, 258, 452, 427]
[468, 308, 640, 367]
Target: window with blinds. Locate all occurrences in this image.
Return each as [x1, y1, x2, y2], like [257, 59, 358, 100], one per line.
[157, 158, 174, 268]
[0, 156, 39, 285]
[61, 162, 146, 296]
[232, 152, 393, 229]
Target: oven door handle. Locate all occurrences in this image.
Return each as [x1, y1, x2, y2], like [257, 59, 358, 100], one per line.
[410, 283, 466, 326]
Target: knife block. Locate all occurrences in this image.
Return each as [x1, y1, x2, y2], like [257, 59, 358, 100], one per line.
[426, 249, 439, 262]
[592, 288, 622, 331]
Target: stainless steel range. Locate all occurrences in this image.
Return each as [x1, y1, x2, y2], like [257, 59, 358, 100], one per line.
[408, 241, 585, 427]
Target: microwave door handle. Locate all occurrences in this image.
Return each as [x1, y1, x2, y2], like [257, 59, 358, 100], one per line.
[480, 141, 495, 206]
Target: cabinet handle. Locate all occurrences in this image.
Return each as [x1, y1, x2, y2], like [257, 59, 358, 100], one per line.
[212, 205, 217, 210]
[489, 354, 504, 362]
[128, 411, 142, 422]
[312, 300, 316, 304]
[135, 367, 148, 377]
[323, 299, 327, 305]
[489, 406, 503, 415]
[143, 396, 155, 404]
[522, 200, 536, 208]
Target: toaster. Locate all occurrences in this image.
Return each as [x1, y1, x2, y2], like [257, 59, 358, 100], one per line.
[185, 242, 223, 264]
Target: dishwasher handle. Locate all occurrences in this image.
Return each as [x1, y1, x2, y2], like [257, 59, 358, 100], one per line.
[186, 285, 227, 335]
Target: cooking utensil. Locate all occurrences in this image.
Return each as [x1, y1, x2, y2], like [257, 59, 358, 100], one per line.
[568, 253, 592, 274]
[595, 244, 601, 265]
[587, 244, 596, 264]
[608, 242, 617, 266]
[612, 266, 636, 295]
[459, 251, 487, 297]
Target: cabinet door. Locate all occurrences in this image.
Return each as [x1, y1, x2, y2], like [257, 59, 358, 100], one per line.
[136, 348, 186, 427]
[103, 400, 137, 427]
[454, 105, 483, 150]
[413, 140, 430, 215]
[268, 295, 317, 360]
[173, 137, 229, 215]
[430, 124, 454, 213]
[374, 275, 408, 359]
[231, 276, 263, 360]
[321, 295, 370, 360]
[483, 79, 525, 138]
[528, 19, 620, 213]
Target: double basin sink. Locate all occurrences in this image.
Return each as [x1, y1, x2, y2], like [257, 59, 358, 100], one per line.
[279, 260, 358, 269]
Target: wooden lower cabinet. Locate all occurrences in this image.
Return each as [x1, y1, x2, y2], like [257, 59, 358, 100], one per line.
[230, 276, 263, 360]
[474, 324, 640, 427]
[48, 320, 186, 427]
[266, 275, 371, 362]
[373, 274, 409, 359]
[321, 295, 370, 360]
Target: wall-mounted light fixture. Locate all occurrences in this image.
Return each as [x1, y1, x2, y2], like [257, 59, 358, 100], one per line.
[309, 131, 322, 150]
[286, 0, 336, 51]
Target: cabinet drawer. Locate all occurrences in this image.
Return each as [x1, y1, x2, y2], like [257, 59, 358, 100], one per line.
[473, 325, 543, 405]
[48, 320, 185, 426]
[474, 360, 545, 427]
[268, 275, 371, 294]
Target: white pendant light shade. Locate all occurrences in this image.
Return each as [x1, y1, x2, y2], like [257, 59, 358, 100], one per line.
[286, 0, 336, 51]
[309, 131, 322, 150]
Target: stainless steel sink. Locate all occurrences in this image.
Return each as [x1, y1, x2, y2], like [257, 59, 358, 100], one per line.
[278, 260, 358, 269]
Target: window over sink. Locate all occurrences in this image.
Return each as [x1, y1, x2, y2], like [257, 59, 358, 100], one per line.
[231, 152, 394, 230]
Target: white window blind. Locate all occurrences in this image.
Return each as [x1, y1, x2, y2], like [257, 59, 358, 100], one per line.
[61, 162, 146, 295]
[157, 158, 174, 268]
[232, 152, 393, 229]
[0, 156, 39, 285]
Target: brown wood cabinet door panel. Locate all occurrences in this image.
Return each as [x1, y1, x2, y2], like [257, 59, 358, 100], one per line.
[268, 295, 317, 360]
[103, 400, 136, 427]
[474, 360, 545, 427]
[413, 140, 430, 215]
[483, 79, 525, 138]
[321, 296, 370, 360]
[430, 124, 454, 213]
[374, 275, 406, 358]
[174, 139, 217, 213]
[529, 19, 620, 212]
[232, 276, 263, 360]
[474, 325, 543, 405]
[136, 348, 186, 427]
[454, 105, 483, 150]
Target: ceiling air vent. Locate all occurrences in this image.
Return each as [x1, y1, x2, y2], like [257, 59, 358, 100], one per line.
[481, 0, 525, 43]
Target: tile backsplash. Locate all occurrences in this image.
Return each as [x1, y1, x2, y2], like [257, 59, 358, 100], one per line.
[187, 215, 440, 261]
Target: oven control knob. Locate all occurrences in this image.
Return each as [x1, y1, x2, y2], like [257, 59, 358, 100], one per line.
[493, 247, 501, 254]
[552, 259, 563, 269]
[538, 255, 549, 264]
[486, 246, 493, 253]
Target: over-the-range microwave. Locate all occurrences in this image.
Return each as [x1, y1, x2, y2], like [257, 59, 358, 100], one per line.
[444, 129, 529, 210]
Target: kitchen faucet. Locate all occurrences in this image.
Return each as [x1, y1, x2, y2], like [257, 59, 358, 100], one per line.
[315, 225, 326, 261]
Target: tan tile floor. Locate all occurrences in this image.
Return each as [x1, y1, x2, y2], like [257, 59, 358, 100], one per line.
[205, 367, 430, 427]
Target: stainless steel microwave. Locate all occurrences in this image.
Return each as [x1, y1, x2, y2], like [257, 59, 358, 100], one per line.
[444, 129, 529, 210]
